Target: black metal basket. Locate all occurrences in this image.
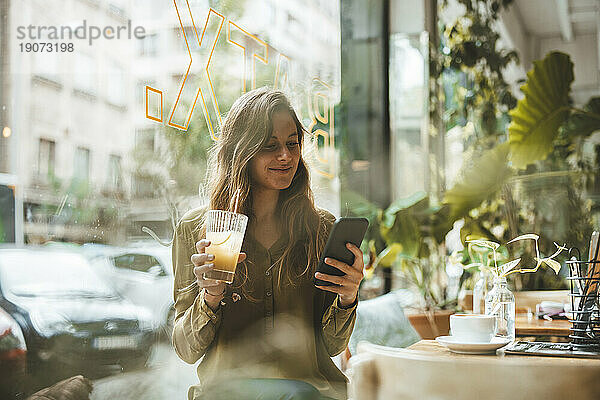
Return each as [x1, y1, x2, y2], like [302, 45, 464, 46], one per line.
[566, 247, 600, 350]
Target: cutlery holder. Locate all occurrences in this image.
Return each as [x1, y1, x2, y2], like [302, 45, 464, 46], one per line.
[566, 247, 600, 350]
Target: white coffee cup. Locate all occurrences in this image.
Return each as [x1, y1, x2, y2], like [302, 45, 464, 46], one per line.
[450, 314, 496, 343]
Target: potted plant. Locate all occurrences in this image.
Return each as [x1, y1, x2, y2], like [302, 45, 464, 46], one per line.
[441, 51, 599, 290]
[463, 235, 566, 339]
[368, 191, 456, 339]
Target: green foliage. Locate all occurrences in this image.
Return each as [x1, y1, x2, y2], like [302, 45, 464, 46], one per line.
[443, 143, 513, 221]
[163, 118, 214, 197]
[369, 192, 458, 310]
[563, 97, 600, 138]
[439, 0, 518, 144]
[444, 51, 598, 289]
[379, 191, 429, 258]
[466, 234, 566, 278]
[508, 52, 574, 169]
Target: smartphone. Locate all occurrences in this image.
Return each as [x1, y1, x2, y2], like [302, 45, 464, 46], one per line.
[314, 217, 369, 287]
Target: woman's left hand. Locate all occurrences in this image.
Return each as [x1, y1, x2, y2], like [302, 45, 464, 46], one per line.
[315, 243, 364, 307]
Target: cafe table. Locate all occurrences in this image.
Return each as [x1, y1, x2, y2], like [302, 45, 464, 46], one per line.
[395, 339, 600, 399]
[350, 339, 600, 399]
[407, 339, 600, 362]
[515, 314, 572, 337]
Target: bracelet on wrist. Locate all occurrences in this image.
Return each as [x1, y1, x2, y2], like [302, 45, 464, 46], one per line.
[205, 287, 226, 298]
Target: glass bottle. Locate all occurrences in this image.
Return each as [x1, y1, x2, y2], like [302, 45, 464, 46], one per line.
[473, 269, 493, 314]
[485, 276, 515, 341]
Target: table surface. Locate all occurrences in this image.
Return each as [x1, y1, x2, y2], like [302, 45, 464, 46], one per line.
[407, 340, 600, 365]
[515, 314, 571, 336]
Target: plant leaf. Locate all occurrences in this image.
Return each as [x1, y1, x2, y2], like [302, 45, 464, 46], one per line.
[376, 244, 403, 268]
[507, 233, 540, 244]
[563, 97, 600, 138]
[500, 258, 521, 275]
[547, 242, 567, 260]
[460, 217, 494, 246]
[508, 51, 574, 169]
[381, 191, 429, 228]
[463, 262, 484, 271]
[541, 258, 562, 274]
[466, 239, 500, 250]
[443, 143, 513, 221]
[379, 193, 429, 258]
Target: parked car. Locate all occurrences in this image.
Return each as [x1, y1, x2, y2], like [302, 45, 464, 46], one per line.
[0, 248, 156, 389]
[0, 306, 27, 399]
[84, 243, 175, 339]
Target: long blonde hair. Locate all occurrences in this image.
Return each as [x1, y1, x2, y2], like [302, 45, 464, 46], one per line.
[201, 87, 328, 298]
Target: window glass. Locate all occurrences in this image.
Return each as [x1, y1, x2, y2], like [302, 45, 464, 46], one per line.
[112, 253, 163, 274]
[3, 0, 342, 396]
[37, 138, 56, 178]
[138, 33, 158, 57]
[73, 147, 90, 182]
[107, 154, 122, 189]
[106, 63, 127, 106]
[389, 33, 428, 201]
[0, 251, 116, 297]
[73, 53, 97, 96]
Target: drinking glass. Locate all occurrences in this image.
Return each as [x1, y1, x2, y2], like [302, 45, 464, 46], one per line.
[203, 210, 248, 284]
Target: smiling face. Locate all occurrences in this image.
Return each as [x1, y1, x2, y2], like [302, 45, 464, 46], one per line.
[249, 110, 301, 192]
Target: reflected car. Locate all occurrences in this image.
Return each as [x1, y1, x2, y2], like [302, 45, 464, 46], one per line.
[84, 243, 175, 339]
[0, 306, 27, 399]
[0, 248, 156, 388]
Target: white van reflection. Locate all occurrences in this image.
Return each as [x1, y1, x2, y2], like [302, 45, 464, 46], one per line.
[0, 248, 156, 391]
[83, 243, 174, 340]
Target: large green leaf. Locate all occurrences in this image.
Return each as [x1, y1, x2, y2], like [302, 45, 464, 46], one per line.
[563, 97, 600, 138]
[381, 191, 429, 228]
[443, 142, 513, 221]
[340, 189, 380, 218]
[376, 244, 403, 268]
[508, 51, 574, 169]
[459, 216, 494, 245]
[379, 192, 428, 258]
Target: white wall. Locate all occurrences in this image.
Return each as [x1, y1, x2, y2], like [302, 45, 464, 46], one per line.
[390, 0, 425, 35]
[537, 33, 599, 105]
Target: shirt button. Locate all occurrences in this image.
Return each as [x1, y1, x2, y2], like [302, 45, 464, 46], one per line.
[266, 290, 272, 297]
[265, 271, 270, 276]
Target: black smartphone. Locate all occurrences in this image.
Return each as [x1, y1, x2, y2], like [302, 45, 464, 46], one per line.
[314, 217, 369, 287]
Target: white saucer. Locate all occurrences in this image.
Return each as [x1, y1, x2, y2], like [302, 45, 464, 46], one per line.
[435, 336, 511, 354]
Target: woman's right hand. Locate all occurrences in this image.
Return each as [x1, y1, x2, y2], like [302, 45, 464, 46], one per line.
[192, 239, 246, 310]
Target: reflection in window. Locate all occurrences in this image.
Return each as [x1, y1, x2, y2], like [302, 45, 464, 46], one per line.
[135, 129, 155, 153]
[108, 1, 127, 18]
[37, 138, 56, 179]
[2, 0, 345, 396]
[73, 147, 90, 182]
[106, 63, 127, 107]
[136, 79, 154, 104]
[138, 33, 158, 57]
[389, 33, 428, 201]
[133, 175, 156, 199]
[112, 254, 163, 274]
[0, 251, 116, 298]
[33, 50, 60, 84]
[73, 53, 96, 96]
[107, 154, 122, 190]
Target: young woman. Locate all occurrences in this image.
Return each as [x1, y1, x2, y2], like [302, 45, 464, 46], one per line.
[171, 88, 363, 400]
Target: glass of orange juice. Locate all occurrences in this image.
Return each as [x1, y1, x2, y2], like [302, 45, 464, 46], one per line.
[203, 210, 248, 284]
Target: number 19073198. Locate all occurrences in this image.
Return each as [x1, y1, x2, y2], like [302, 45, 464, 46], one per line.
[19, 42, 74, 52]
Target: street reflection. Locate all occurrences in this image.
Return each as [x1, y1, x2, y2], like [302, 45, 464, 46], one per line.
[0, 246, 162, 397]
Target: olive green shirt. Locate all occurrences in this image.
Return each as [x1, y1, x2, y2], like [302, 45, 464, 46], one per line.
[171, 207, 357, 399]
